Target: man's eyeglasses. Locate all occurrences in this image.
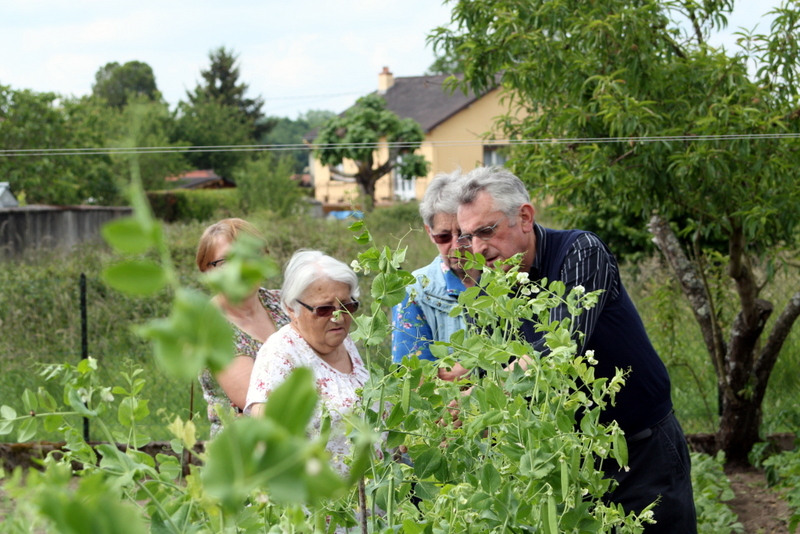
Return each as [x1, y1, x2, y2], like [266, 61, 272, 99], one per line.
[207, 259, 226, 268]
[430, 232, 458, 245]
[456, 215, 507, 248]
[296, 299, 360, 318]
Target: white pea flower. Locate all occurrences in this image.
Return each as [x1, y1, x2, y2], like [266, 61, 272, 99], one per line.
[77, 387, 90, 403]
[350, 260, 362, 273]
[585, 350, 598, 365]
[100, 388, 115, 403]
[530, 285, 540, 294]
[641, 510, 655, 521]
[520, 285, 533, 296]
[516, 272, 530, 284]
[524, 369, 533, 377]
[573, 285, 585, 295]
[581, 488, 589, 496]
[306, 457, 323, 476]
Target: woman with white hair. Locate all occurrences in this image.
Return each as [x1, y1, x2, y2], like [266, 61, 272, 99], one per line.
[245, 249, 367, 477]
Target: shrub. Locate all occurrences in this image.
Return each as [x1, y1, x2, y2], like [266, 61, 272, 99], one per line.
[234, 152, 305, 217]
[146, 189, 240, 223]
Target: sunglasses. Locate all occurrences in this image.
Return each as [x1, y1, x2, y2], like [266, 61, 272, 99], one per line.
[456, 215, 507, 248]
[296, 299, 360, 318]
[430, 232, 458, 245]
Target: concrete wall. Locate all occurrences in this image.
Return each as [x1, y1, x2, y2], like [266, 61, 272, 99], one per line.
[0, 205, 133, 258]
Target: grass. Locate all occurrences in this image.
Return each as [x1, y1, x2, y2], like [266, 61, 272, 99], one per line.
[1, 204, 798, 443]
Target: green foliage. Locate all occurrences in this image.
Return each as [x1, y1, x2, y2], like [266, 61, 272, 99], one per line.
[762, 446, 800, 532]
[91, 61, 160, 109]
[364, 200, 422, 230]
[314, 93, 429, 210]
[432, 0, 800, 250]
[432, 0, 800, 463]
[345, 235, 649, 533]
[425, 50, 463, 75]
[691, 452, 744, 534]
[146, 189, 240, 223]
[173, 97, 253, 178]
[107, 98, 190, 191]
[234, 151, 305, 217]
[0, 87, 119, 205]
[187, 46, 272, 140]
[261, 110, 335, 174]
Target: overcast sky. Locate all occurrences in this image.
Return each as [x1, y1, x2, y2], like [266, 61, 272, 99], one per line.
[0, 0, 785, 119]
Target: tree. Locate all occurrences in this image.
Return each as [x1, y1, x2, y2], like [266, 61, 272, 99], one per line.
[261, 110, 335, 173]
[425, 51, 463, 75]
[234, 152, 304, 217]
[0, 86, 119, 205]
[432, 0, 800, 464]
[188, 47, 273, 140]
[173, 97, 252, 179]
[92, 61, 159, 109]
[107, 97, 190, 191]
[314, 94, 429, 211]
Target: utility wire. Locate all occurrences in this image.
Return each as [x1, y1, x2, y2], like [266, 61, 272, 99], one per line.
[1, 132, 800, 157]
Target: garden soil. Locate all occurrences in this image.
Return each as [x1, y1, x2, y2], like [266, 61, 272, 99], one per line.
[726, 464, 791, 534]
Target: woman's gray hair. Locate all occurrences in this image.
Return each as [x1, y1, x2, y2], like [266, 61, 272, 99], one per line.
[280, 249, 360, 315]
[419, 170, 462, 227]
[456, 166, 531, 223]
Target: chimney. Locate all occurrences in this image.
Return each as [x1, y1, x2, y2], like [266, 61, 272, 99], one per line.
[378, 66, 394, 94]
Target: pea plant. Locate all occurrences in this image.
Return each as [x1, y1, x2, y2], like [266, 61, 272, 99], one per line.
[348, 222, 650, 533]
[0, 172, 364, 533]
[0, 165, 649, 532]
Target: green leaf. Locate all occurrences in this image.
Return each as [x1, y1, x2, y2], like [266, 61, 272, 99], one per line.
[1, 405, 17, 420]
[102, 260, 167, 295]
[118, 397, 150, 427]
[263, 367, 317, 437]
[138, 288, 234, 380]
[22, 389, 38, 413]
[613, 430, 628, 466]
[67, 388, 97, 417]
[481, 463, 501, 493]
[101, 216, 154, 254]
[413, 448, 443, 479]
[17, 417, 38, 442]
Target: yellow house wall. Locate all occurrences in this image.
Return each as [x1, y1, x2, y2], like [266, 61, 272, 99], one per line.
[311, 87, 521, 205]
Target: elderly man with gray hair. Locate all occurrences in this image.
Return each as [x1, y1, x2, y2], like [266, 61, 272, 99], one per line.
[392, 171, 476, 381]
[454, 165, 696, 533]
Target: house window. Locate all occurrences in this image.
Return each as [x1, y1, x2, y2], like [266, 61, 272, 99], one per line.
[483, 145, 510, 167]
[393, 156, 416, 201]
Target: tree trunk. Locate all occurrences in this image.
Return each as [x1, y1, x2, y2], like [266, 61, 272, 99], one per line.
[357, 174, 376, 213]
[649, 215, 800, 464]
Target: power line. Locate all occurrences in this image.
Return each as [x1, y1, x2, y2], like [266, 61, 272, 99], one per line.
[1, 132, 799, 157]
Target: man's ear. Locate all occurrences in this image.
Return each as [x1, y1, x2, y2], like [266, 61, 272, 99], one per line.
[519, 203, 536, 232]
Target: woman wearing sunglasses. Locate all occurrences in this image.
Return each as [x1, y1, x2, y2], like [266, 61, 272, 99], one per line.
[195, 218, 290, 437]
[245, 249, 368, 478]
[391, 171, 476, 381]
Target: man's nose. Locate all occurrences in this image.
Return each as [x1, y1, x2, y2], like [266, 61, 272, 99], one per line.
[471, 238, 489, 257]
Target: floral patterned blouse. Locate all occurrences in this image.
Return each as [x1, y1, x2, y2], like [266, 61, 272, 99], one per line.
[199, 288, 289, 438]
[244, 324, 371, 479]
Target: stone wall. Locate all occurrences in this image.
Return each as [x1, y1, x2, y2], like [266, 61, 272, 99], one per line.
[0, 205, 132, 258]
